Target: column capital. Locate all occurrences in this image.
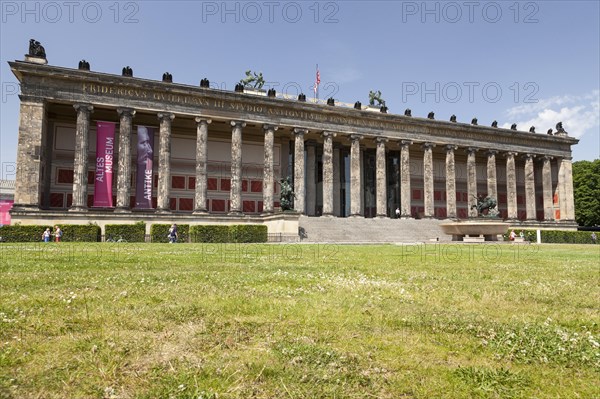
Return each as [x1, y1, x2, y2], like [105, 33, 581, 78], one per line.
[157, 112, 175, 122]
[322, 131, 336, 139]
[422, 142, 435, 150]
[230, 120, 246, 128]
[505, 151, 518, 157]
[117, 107, 136, 118]
[400, 139, 412, 147]
[195, 117, 212, 125]
[293, 127, 308, 136]
[262, 123, 278, 131]
[487, 149, 498, 156]
[18, 95, 46, 104]
[73, 103, 93, 113]
[445, 144, 458, 152]
[466, 147, 478, 154]
[375, 136, 388, 144]
[523, 153, 536, 160]
[541, 154, 554, 161]
[350, 134, 363, 142]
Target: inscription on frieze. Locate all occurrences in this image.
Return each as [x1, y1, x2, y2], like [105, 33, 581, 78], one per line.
[77, 82, 567, 151]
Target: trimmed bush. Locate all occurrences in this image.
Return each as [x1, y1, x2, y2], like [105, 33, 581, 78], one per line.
[105, 222, 146, 242]
[190, 225, 230, 243]
[520, 229, 597, 244]
[150, 224, 189, 243]
[230, 225, 268, 243]
[190, 225, 267, 243]
[0, 224, 100, 242]
[61, 224, 101, 242]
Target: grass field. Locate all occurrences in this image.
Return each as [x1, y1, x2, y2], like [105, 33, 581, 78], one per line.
[1, 242, 598, 398]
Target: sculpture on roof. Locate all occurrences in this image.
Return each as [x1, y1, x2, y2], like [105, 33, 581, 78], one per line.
[240, 70, 265, 89]
[28, 39, 46, 58]
[368, 90, 386, 107]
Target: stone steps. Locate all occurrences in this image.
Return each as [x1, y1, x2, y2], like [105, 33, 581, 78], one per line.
[298, 216, 452, 243]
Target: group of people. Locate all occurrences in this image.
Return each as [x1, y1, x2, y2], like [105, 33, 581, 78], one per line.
[42, 226, 62, 242]
[508, 230, 525, 241]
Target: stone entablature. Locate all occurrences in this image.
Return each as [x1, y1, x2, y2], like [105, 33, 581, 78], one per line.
[10, 61, 577, 158]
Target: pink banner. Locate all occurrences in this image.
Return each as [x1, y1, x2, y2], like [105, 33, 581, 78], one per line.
[0, 200, 13, 225]
[93, 121, 116, 207]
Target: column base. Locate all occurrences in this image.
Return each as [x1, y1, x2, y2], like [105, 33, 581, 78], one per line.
[114, 207, 131, 213]
[69, 206, 88, 212]
[349, 214, 364, 218]
[10, 204, 41, 212]
[156, 208, 172, 214]
[193, 209, 209, 215]
[401, 215, 413, 219]
[261, 210, 274, 216]
[228, 211, 244, 216]
[321, 213, 335, 218]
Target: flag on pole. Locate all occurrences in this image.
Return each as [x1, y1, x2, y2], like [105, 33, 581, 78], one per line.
[313, 65, 320, 100]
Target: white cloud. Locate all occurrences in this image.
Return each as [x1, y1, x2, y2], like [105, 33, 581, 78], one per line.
[502, 90, 599, 138]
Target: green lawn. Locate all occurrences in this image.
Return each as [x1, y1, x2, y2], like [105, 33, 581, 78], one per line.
[1, 243, 599, 398]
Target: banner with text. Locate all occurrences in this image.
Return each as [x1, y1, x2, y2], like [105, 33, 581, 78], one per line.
[93, 121, 116, 207]
[135, 126, 155, 208]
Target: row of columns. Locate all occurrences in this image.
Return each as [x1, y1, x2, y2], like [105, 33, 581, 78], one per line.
[69, 104, 279, 215]
[68, 102, 576, 221]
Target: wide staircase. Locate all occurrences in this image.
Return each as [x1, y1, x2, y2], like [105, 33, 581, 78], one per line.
[298, 216, 452, 243]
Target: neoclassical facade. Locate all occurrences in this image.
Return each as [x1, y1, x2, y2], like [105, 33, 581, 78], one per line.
[9, 54, 579, 237]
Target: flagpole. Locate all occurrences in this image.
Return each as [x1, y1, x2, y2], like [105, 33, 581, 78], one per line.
[316, 64, 319, 102]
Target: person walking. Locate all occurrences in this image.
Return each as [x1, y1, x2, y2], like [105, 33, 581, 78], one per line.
[42, 228, 51, 243]
[54, 225, 63, 242]
[168, 224, 178, 243]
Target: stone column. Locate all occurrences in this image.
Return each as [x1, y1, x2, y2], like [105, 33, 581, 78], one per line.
[115, 108, 135, 211]
[229, 120, 246, 215]
[524, 153, 536, 220]
[262, 124, 278, 214]
[305, 141, 317, 216]
[400, 140, 412, 218]
[486, 150, 498, 200]
[466, 147, 478, 217]
[293, 128, 307, 213]
[13, 96, 47, 210]
[350, 134, 363, 217]
[445, 145, 457, 218]
[376, 137, 388, 217]
[322, 132, 335, 216]
[506, 152, 518, 220]
[70, 103, 94, 211]
[541, 155, 554, 221]
[332, 143, 341, 216]
[156, 112, 175, 212]
[558, 157, 575, 221]
[193, 118, 211, 214]
[423, 142, 435, 218]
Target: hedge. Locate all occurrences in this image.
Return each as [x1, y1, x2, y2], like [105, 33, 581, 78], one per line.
[190, 225, 267, 243]
[105, 222, 146, 242]
[0, 224, 101, 242]
[150, 224, 190, 243]
[517, 229, 598, 244]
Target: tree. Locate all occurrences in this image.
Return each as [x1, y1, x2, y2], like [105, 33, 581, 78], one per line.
[573, 159, 600, 226]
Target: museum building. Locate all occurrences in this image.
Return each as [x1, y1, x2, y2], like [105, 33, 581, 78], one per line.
[9, 46, 579, 239]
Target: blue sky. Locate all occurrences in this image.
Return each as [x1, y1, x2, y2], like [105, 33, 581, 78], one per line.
[1, 0, 598, 179]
